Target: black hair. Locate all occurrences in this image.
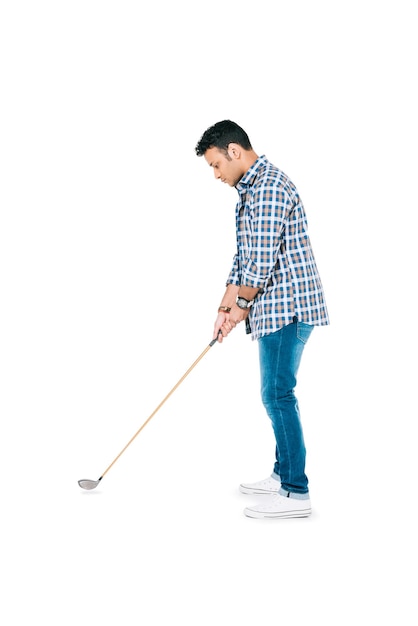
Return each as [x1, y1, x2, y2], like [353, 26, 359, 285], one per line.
[195, 120, 252, 156]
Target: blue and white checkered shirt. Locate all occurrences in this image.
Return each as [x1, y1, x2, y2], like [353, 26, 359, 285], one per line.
[227, 155, 329, 340]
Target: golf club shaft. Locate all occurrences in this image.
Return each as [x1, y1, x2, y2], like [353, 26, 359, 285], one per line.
[98, 336, 219, 481]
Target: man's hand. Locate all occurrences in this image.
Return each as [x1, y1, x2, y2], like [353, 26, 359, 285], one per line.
[213, 305, 249, 342]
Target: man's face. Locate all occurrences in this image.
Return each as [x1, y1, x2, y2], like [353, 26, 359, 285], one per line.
[204, 146, 244, 187]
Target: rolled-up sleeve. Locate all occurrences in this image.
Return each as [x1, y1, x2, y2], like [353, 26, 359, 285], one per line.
[226, 253, 241, 286]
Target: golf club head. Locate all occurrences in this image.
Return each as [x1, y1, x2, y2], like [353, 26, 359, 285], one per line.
[78, 478, 101, 490]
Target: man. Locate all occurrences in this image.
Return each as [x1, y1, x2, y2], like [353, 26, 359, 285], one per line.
[195, 120, 329, 519]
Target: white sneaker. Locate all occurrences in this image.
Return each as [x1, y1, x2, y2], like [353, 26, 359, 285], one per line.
[244, 493, 311, 519]
[239, 475, 281, 495]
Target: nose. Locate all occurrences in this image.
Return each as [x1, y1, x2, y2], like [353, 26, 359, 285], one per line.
[214, 169, 221, 180]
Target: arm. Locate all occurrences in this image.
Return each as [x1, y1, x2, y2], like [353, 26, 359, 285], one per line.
[215, 184, 290, 340]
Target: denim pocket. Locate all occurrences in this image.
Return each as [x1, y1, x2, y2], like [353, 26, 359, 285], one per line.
[296, 322, 314, 344]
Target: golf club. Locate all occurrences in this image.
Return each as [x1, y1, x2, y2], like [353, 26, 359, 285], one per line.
[78, 335, 220, 490]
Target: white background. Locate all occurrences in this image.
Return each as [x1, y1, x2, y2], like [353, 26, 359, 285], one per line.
[1, 1, 416, 624]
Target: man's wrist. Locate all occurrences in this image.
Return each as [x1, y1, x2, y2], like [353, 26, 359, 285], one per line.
[236, 296, 254, 310]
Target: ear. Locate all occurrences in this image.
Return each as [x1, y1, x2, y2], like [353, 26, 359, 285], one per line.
[227, 143, 241, 160]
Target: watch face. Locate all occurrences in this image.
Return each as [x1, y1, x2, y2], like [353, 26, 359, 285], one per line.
[237, 297, 250, 309]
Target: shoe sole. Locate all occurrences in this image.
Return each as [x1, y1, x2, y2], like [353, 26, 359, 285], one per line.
[244, 507, 311, 519]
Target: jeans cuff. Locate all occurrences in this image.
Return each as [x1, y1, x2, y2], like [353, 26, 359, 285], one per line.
[279, 487, 310, 500]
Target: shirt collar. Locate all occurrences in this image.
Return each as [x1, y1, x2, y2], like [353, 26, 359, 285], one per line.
[236, 155, 268, 192]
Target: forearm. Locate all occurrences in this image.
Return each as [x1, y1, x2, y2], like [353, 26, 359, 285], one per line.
[218, 284, 240, 310]
[219, 284, 259, 310]
[237, 285, 259, 302]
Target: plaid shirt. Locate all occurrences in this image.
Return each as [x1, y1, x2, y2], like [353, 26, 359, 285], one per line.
[227, 155, 329, 340]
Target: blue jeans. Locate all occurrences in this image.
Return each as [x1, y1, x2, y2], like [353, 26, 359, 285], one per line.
[258, 319, 314, 496]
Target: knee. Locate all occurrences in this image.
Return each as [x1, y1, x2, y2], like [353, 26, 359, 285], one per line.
[261, 384, 295, 408]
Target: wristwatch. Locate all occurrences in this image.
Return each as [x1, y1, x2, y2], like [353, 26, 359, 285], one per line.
[236, 296, 254, 310]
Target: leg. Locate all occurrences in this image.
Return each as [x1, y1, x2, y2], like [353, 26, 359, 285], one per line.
[258, 319, 313, 495]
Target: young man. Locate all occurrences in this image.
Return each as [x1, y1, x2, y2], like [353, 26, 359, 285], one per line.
[195, 120, 329, 519]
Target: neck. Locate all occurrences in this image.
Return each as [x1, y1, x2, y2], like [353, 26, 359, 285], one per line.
[241, 150, 259, 172]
